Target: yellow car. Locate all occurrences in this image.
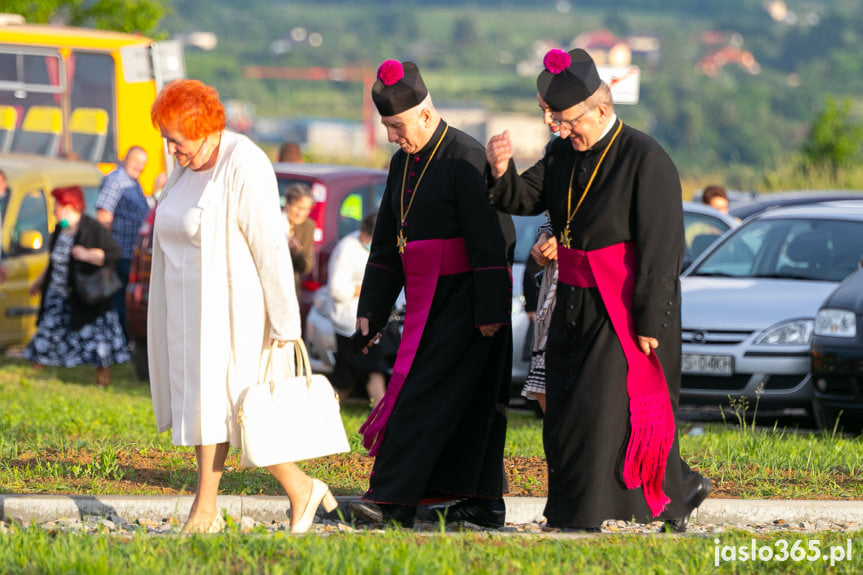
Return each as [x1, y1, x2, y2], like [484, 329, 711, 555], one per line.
[0, 153, 104, 350]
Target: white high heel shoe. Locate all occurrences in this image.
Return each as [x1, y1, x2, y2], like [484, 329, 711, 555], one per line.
[182, 513, 226, 535]
[291, 478, 338, 534]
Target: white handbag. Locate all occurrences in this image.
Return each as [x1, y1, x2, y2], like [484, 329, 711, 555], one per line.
[237, 339, 351, 468]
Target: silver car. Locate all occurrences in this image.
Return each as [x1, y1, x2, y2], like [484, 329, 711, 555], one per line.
[306, 205, 735, 397]
[680, 201, 863, 411]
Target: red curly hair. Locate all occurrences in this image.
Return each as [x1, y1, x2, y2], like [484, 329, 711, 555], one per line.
[150, 79, 226, 140]
[51, 186, 85, 213]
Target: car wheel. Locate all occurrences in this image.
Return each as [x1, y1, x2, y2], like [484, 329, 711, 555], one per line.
[132, 339, 149, 382]
[812, 396, 862, 434]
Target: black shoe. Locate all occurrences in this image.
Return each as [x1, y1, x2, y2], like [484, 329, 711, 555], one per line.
[665, 476, 712, 533]
[350, 500, 415, 528]
[425, 498, 506, 529]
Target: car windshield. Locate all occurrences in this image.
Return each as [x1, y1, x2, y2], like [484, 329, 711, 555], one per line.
[690, 217, 863, 282]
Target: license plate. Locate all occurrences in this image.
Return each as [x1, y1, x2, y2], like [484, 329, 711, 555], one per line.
[681, 353, 734, 376]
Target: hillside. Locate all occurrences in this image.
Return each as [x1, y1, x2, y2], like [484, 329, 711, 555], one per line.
[157, 0, 863, 188]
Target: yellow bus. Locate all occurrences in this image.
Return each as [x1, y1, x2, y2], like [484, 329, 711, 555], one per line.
[0, 13, 185, 195]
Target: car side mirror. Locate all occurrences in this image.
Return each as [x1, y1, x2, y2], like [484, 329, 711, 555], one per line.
[17, 230, 44, 252]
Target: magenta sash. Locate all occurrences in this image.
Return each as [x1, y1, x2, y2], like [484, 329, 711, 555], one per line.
[359, 237, 471, 456]
[558, 242, 674, 517]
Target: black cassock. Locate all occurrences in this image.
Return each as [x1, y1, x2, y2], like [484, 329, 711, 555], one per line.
[488, 119, 704, 528]
[357, 120, 513, 506]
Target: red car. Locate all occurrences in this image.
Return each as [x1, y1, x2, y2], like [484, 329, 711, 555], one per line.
[125, 162, 388, 380]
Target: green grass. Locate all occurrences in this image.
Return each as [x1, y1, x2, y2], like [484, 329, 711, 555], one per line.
[1, 356, 863, 500]
[3, 356, 863, 573]
[0, 528, 860, 574]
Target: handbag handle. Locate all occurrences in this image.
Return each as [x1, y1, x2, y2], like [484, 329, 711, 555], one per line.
[263, 339, 313, 393]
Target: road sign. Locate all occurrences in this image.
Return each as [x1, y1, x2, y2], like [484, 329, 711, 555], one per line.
[597, 65, 641, 105]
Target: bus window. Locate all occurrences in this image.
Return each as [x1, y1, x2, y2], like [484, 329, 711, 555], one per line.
[0, 49, 64, 109]
[69, 52, 115, 162]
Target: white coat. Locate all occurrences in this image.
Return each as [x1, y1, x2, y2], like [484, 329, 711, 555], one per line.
[148, 130, 301, 446]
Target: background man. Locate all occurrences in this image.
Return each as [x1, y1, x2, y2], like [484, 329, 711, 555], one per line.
[349, 59, 512, 529]
[485, 48, 710, 532]
[96, 145, 149, 340]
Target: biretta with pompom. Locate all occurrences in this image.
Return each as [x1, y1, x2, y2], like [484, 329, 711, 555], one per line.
[371, 60, 429, 116]
[537, 48, 601, 111]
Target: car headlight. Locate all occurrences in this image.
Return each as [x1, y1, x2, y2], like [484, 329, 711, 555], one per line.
[754, 319, 814, 345]
[814, 308, 857, 338]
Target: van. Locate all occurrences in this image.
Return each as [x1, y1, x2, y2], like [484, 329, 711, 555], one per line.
[0, 153, 104, 349]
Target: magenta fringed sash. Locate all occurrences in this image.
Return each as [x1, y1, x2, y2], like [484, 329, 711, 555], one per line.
[558, 242, 675, 517]
[359, 237, 471, 456]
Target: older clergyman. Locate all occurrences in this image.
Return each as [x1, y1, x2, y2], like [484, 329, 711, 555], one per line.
[485, 48, 710, 532]
[349, 59, 513, 529]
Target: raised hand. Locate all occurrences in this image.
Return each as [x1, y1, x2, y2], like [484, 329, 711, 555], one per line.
[486, 130, 513, 180]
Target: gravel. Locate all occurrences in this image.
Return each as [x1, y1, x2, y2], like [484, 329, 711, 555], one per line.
[2, 515, 858, 537]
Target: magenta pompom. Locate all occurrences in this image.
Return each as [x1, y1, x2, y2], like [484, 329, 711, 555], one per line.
[377, 60, 404, 86]
[543, 49, 571, 74]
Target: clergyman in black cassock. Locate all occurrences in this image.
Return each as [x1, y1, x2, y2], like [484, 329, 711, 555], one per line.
[349, 59, 513, 529]
[485, 48, 710, 531]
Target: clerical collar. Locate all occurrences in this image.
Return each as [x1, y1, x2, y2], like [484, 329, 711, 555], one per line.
[589, 113, 618, 150]
[416, 119, 447, 155]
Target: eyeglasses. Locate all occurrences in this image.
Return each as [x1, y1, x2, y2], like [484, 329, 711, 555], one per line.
[554, 107, 596, 133]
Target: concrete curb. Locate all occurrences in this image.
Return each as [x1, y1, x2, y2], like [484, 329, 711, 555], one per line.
[2, 494, 862, 527]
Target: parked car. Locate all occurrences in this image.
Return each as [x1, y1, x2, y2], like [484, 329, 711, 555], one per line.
[679, 201, 863, 412]
[729, 190, 863, 221]
[125, 162, 388, 381]
[0, 153, 104, 350]
[810, 266, 863, 433]
[272, 163, 388, 320]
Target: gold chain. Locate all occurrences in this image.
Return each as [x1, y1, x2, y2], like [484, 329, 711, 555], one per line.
[560, 120, 623, 248]
[397, 124, 449, 253]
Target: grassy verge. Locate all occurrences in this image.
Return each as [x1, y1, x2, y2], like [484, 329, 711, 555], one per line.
[1, 528, 860, 574]
[1, 357, 862, 499]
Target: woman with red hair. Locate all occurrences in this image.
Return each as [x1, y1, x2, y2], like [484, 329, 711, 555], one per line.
[24, 186, 128, 386]
[148, 79, 336, 534]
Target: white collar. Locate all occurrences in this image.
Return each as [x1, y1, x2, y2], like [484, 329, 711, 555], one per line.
[591, 113, 618, 149]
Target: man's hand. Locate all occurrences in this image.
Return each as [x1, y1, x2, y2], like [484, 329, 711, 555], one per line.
[356, 317, 381, 354]
[479, 324, 500, 338]
[531, 233, 558, 266]
[486, 131, 513, 180]
[96, 208, 114, 230]
[637, 335, 659, 355]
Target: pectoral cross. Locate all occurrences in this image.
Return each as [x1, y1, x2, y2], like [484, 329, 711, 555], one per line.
[560, 226, 572, 249]
[397, 230, 407, 253]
